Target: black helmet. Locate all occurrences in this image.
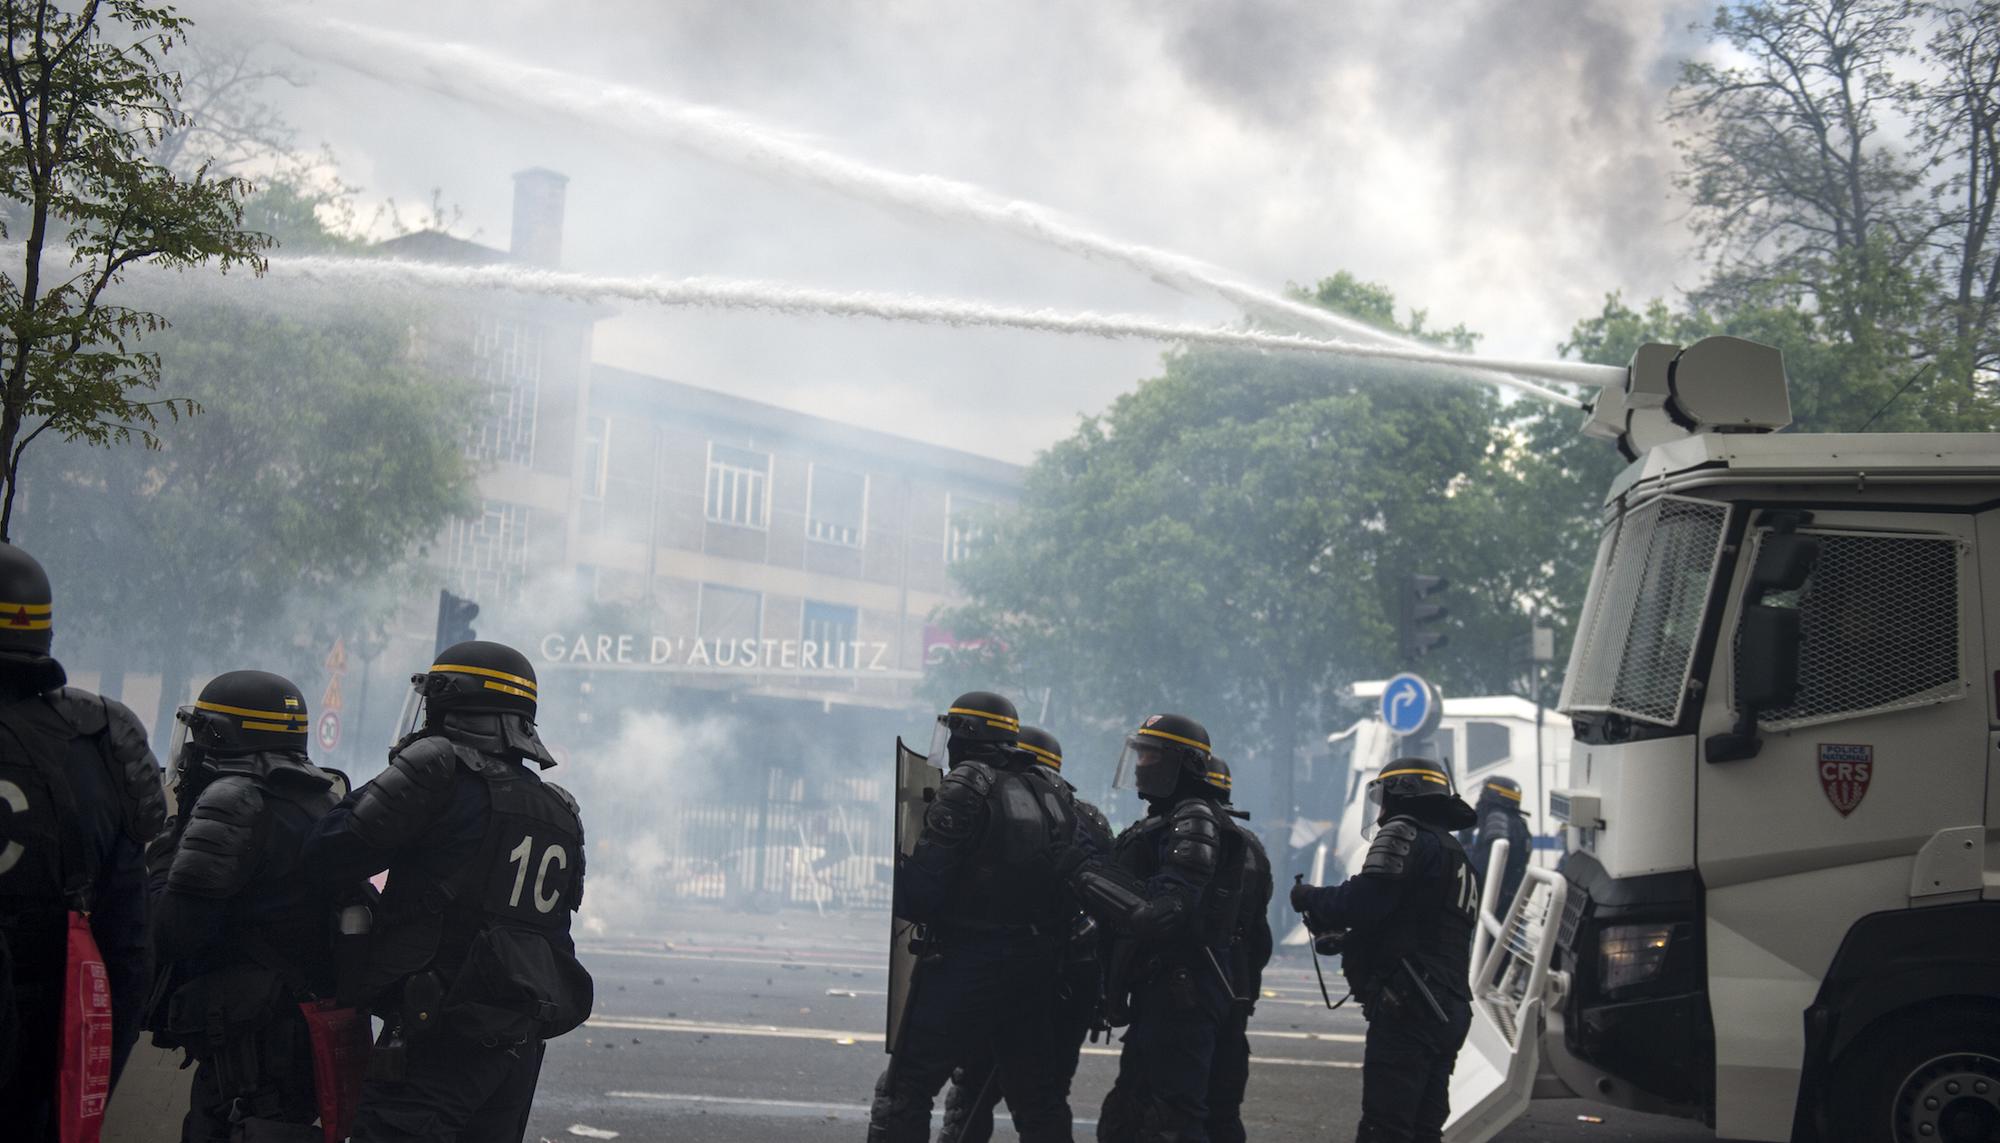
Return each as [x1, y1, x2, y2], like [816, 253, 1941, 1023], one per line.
[1477, 775, 1524, 812]
[174, 671, 309, 766]
[1205, 755, 1234, 802]
[1115, 712, 1212, 800]
[1365, 755, 1476, 835]
[928, 690, 1020, 764]
[0, 542, 57, 667]
[416, 640, 539, 721]
[1016, 724, 1063, 771]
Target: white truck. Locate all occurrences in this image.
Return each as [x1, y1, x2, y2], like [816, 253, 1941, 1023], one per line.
[1448, 337, 2000, 1143]
[1305, 693, 1568, 907]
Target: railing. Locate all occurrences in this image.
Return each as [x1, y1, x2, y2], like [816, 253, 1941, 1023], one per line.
[586, 800, 895, 912]
[1469, 838, 1511, 977]
[1444, 863, 1570, 1143]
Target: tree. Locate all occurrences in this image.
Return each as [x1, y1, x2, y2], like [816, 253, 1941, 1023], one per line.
[0, 0, 268, 537]
[932, 274, 1539, 837]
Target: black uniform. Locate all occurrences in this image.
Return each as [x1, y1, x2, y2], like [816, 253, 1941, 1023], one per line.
[1466, 786, 1530, 918]
[938, 792, 1113, 1143]
[1297, 817, 1477, 1143]
[1205, 817, 1271, 1143]
[869, 746, 1080, 1142]
[303, 707, 591, 1143]
[0, 679, 165, 1141]
[150, 749, 343, 1139]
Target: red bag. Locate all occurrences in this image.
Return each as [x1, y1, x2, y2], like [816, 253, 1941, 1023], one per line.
[59, 912, 111, 1143]
[299, 999, 370, 1143]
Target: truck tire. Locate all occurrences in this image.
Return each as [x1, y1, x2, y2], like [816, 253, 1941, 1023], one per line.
[1826, 1005, 2000, 1143]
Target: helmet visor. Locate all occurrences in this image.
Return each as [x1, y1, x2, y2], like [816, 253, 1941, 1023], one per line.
[393, 679, 427, 745]
[1362, 777, 1388, 840]
[1114, 740, 1179, 799]
[168, 706, 195, 783]
[927, 715, 952, 765]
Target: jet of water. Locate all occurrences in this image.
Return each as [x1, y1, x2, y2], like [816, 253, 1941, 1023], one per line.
[227, 5, 1593, 403]
[255, 256, 1611, 403]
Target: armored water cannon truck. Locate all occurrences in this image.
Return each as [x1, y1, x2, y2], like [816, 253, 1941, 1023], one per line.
[1446, 338, 2000, 1143]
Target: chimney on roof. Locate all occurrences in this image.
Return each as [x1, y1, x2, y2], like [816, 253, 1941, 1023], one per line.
[510, 168, 568, 267]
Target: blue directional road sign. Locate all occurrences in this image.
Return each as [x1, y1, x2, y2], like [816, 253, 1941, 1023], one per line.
[1381, 672, 1440, 737]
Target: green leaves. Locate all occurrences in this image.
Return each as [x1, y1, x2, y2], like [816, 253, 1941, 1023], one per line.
[0, 0, 270, 536]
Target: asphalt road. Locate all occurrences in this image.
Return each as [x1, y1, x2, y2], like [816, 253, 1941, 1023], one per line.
[521, 906, 1719, 1143]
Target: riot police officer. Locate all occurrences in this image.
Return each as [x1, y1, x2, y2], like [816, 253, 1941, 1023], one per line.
[1204, 758, 1271, 1143]
[0, 542, 166, 1139]
[869, 692, 1080, 1143]
[303, 641, 592, 1143]
[937, 725, 1112, 1143]
[1068, 713, 1250, 1143]
[1290, 757, 1478, 1143]
[1466, 776, 1530, 917]
[148, 670, 348, 1140]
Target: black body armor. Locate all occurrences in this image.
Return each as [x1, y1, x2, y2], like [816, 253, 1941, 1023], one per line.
[935, 760, 1077, 930]
[1343, 817, 1476, 1002]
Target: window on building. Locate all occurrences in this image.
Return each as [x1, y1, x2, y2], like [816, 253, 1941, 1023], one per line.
[945, 493, 990, 564]
[705, 443, 770, 529]
[580, 415, 610, 501]
[803, 600, 859, 669]
[698, 584, 762, 642]
[443, 500, 531, 601]
[808, 465, 867, 547]
[467, 318, 542, 466]
[1465, 721, 1511, 772]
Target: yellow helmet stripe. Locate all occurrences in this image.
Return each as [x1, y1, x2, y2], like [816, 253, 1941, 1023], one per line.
[433, 663, 538, 694]
[481, 680, 537, 700]
[0, 602, 52, 614]
[1486, 784, 1523, 800]
[1204, 770, 1232, 788]
[195, 700, 309, 723]
[1135, 726, 1209, 752]
[0, 616, 51, 630]
[1018, 742, 1062, 769]
[1379, 767, 1450, 784]
[240, 720, 308, 734]
[948, 706, 1019, 730]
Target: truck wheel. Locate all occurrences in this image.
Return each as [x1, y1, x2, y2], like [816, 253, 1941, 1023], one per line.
[1829, 1008, 2000, 1143]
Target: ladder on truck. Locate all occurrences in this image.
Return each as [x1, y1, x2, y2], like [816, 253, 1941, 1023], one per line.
[1444, 841, 1568, 1143]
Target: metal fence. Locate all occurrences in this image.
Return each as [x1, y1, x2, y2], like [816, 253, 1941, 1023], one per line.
[591, 799, 895, 911]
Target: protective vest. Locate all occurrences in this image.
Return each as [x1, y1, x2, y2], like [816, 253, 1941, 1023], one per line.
[1345, 817, 1475, 1002]
[0, 698, 106, 920]
[943, 761, 1076, 929]
[1222, 819, 1272, 997]
[1112, 797, 1247, 953]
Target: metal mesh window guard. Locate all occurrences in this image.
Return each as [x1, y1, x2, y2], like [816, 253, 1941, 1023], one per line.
[1744, 530, 1965, 730]
[1560, 496, 1730, 726]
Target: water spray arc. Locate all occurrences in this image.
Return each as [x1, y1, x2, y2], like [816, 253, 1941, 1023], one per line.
[234, 6, 1585, 404]
[257, 257, 1614, 402]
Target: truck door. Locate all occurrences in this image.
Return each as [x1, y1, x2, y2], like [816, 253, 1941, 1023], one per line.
[1694, 511, 1985, 1140]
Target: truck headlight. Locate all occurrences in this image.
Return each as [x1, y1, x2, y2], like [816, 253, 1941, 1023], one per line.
[1598, 923, 1677, 992]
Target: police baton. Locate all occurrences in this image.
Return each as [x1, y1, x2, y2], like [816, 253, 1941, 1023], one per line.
[1399, 957, 1450, 1024]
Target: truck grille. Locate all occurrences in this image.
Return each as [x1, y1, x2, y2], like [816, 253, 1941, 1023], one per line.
[1558, 880, 1589, 951]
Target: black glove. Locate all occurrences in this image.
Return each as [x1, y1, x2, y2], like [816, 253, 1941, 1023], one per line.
[1289, 878, 1317, 915]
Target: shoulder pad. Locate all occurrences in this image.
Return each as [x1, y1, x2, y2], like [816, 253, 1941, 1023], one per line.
[1481, 809, 1511, 836]
[1074, 798, 1113, 853]
[924, 762, 991, 843]
[346, 734, 460, 847]
[168, 776, 264, 899]
[1362, 818, 1423, 879]
[543, 780, 583, 824]
[52, 689, 165, 843]
[1165, 798, 1222, 878]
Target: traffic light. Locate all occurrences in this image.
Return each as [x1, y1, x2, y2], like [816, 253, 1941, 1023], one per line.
[1399, 574, 1449, 662]
[435, 589, 479, 655]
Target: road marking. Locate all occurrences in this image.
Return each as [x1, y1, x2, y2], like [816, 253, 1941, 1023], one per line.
[603, 1091, 1112, 1122]
[581, 945, 880, 973]
[584, 1015, 1362, 1066]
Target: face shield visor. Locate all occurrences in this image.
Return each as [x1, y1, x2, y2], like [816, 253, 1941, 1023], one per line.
[393, 674, 429, 743]
[1361, 762, 1459, 839]
[1113, 740, 1181, 800]
[927, 714, 953, 765]
[168, 706, 196, 785]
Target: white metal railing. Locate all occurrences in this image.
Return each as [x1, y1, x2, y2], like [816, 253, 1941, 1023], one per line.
[1472, 863, 1566, 1048]
[1444, 862, 1570, 1142]
[1469, 838, 1510, 977]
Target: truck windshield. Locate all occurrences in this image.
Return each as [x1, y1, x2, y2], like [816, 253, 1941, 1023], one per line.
[1559, 495, 1730, 727]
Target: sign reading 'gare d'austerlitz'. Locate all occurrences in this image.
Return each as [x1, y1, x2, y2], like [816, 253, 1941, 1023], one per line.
[538, 631, 903, 675]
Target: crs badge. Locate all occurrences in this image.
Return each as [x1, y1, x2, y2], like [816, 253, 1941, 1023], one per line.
[1817, 744, 1873, 817]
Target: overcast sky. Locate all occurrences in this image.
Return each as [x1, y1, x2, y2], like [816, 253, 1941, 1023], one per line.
[194, 0, 1712, 464]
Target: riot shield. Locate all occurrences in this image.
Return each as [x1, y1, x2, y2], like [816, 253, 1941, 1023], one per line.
[886, 736, 942, 1055]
